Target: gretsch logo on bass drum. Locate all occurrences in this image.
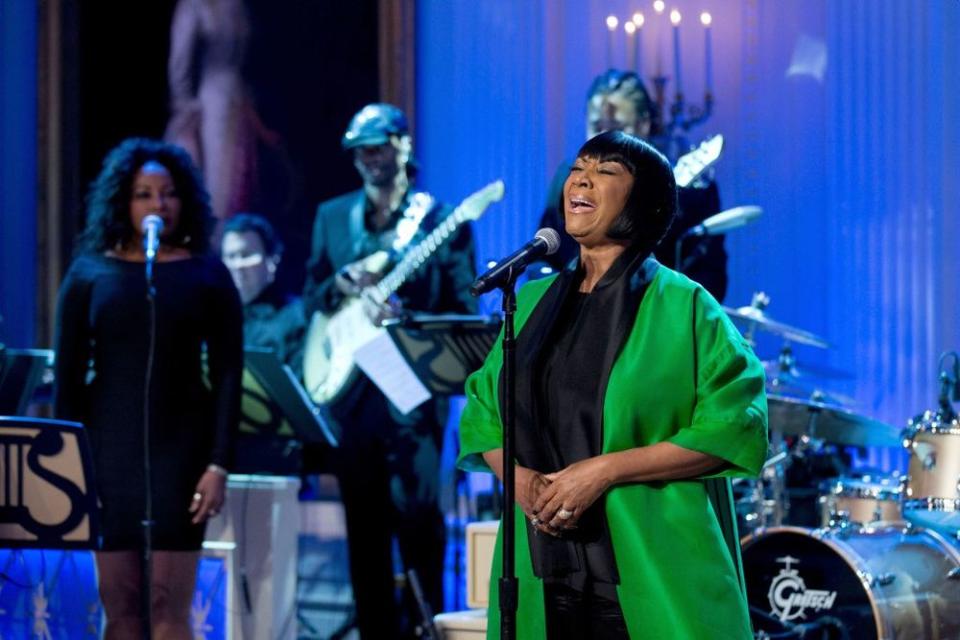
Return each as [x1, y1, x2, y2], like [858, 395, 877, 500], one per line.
[768, 556, 838, 622]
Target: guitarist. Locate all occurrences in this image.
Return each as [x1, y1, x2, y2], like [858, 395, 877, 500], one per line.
[538, 69, 729, 301]
[302, 103, 477, 639]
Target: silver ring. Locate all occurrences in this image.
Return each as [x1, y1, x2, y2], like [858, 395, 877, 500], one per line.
[193, 492, 203, 502]
[530, 517, 542, 527]
[557, 508, 573, 520]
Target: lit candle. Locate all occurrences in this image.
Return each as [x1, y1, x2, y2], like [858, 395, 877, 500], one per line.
[606, 15, 619, 69]
[701, 12, 713, 94]
[670, 9, 682, 97]
[625, 22, 637, 71]
[632, 12, 645, 76]
[653, 1, 666, 77]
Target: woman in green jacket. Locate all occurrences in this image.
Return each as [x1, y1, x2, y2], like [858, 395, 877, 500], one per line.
[458, 130, 768, 639]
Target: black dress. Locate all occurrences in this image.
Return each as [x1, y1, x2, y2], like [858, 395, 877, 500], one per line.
[54, 254, 243, 551]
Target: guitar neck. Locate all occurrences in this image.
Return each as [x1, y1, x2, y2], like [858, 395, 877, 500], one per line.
[373, 206, 467, 303]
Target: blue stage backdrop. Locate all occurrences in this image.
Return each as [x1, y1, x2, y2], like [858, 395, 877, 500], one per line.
[416, 0, 960, 470]
[0, 0, 39, 351]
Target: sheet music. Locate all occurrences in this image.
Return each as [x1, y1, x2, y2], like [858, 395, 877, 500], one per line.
[353, 332, 432, 415]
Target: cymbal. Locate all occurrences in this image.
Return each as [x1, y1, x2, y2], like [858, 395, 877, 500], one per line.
[766, 393, 900, 447]
[723, 306, 830, 349]
[762, 359, 853, 381]
[765, 378, 858, 408]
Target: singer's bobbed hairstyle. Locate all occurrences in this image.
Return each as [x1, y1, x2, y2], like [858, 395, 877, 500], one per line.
[570, 130, 678, 253]
[77, 137, 212, 255]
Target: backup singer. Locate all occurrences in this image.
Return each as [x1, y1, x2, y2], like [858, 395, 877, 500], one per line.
[459, 131, 767, 639]
[538, 69, 729, 302]
[54, 138, 243, 639]
[303, 103, 477, 638]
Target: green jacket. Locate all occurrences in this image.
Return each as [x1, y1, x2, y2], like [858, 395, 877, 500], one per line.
[458, 263, 768, 639]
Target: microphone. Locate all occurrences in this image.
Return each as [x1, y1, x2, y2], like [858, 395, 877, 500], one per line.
[142, 214, 164, 262]
[685, 205, 763, 237]
[141, 214, 164, 288]
[471, 228, 561, 296]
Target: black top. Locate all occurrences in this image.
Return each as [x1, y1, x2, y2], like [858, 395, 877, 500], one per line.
[243, 283, 306, 373]
[511, 248, 658, 598]
[53, 253, 243, 549]
[535, 286, 620, 597]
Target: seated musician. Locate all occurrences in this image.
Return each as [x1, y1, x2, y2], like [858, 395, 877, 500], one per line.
[221, 212, 306, 372]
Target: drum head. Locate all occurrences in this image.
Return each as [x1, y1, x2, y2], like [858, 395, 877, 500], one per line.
[743, 528, 878, 639]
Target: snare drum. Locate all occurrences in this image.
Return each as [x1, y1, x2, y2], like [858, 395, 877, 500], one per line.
[818, 474, 903, 527]
[742, 526, 960, 639]
[902, 411, 960, 530]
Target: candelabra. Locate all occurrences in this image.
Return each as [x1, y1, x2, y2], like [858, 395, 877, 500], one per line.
[606, 2, 715, 161]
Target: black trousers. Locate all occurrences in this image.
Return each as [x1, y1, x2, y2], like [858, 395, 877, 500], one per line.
[543, 582, 630, 640]
[331, 381, 446, 639]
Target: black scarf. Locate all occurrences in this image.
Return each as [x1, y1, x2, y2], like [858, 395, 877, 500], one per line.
[499, 247, 660, 580]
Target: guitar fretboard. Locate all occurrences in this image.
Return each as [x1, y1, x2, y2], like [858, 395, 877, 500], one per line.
[371, 206, 469, 304]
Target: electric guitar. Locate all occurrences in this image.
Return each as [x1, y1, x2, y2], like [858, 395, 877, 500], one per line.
[673, 134, 724, 188]
[303, 180, 505, 405]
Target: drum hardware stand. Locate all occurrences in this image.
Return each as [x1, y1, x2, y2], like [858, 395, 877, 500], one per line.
[762, 431, 789, 527]
[936, 351, 959, 421]
[738, 291, 770, 347]
[406, 568, 440, 640]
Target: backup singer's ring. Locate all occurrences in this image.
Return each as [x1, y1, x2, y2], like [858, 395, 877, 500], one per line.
[557, 508, 573, 520]
[193, 492, 203, 502]
[530, 517, 542, 527]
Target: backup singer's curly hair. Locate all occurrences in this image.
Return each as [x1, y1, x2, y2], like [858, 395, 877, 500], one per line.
[77, 138, 211, 255]
[570, 130, 678, 252]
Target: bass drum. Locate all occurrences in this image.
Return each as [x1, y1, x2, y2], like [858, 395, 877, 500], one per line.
[742, 526, 960, 639]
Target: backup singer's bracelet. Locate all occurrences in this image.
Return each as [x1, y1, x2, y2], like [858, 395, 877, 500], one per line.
[207, 463, 228, 477]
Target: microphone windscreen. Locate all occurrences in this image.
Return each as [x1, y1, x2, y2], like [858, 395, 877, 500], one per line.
[141, 214, 164, 234]
[534, 227, 561, 255]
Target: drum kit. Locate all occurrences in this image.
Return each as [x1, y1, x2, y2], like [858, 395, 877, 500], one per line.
[724, 293, 960, 640]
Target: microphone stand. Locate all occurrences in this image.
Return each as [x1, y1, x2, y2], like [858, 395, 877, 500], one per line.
[497, 265, 520, 640]
[141, 261, 158, 639]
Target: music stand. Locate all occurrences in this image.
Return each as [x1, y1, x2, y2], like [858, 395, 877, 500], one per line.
[242, 347, 338, 448]
[384, 314, 501, 395]
[0, 416, 99, 549]
[0, 348, 54, 415]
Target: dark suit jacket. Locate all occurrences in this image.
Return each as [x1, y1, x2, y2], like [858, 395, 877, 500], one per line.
[303, 188, 478, 319]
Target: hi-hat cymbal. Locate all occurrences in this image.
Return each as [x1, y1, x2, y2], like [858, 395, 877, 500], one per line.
[765, 378, 858, 408]
[762, 359, 853, 382]
[764, 358, 857, 406]
[723, 306, 830, 349]
[767, 393, 900, 447]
